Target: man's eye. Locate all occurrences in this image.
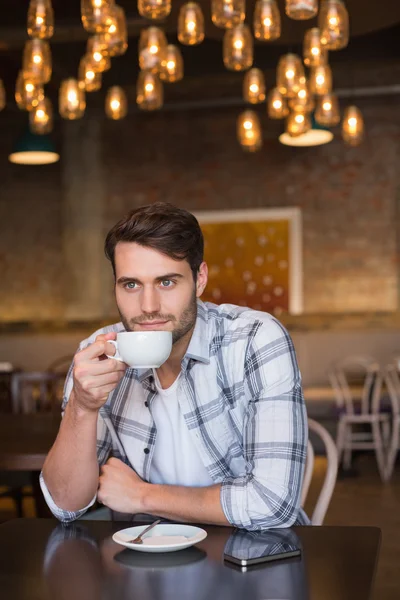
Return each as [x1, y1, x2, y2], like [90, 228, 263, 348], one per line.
[160, 280, 173, 288]
[125, 282, 137, 289]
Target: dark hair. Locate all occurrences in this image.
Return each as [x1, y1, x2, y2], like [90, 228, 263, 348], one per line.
[104, 202, 204, 280]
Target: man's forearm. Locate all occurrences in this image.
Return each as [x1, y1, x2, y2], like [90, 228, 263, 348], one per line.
[42, 393, 100, 512]
[142, 483, 231, 526]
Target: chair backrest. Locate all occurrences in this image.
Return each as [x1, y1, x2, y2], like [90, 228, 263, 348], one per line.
[11, 371, 65, 414]
[383, 363, 400, 419]
[328, 355, 380, 415]
[302, 418, 338, 526]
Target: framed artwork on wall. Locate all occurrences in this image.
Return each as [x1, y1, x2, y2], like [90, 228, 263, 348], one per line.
[195, 207, 303, 316]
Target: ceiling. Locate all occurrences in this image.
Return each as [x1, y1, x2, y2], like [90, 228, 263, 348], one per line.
[0, 1, 399, 110]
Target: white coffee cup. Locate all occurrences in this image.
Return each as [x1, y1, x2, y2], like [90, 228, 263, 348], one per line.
[106, 331, 172, 368]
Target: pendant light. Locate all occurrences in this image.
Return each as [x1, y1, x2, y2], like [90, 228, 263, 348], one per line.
[237, 110, 262, 152]
[267, 88, 289, 119]
[304, 28, 328, 67]
[15, 71, 43, 111]
[342, 105, 364, 146]
[78, 55, 102, 92]
[99, 5, 128, 56]
[279, 117, 334, 146]
[211, 0, 245, 29]
[309, 64, 332, 95]
[285, 0, 318, 20]
[59, 78, 86, 120]
[29, 96, 53, 134]
[319, 0, 349, 50]
[223, 24, 253, 71]
[22, 39, 52, 84]
[253, 0, 281, 41]
[138, 0, 171, 20]
[139, 27, 168, 73]
[276, 53, 304, 97]
[105, 86, 128, 119]
[178, 3, 205, 45]
[9, 128, 59, 164]
[315, 93, 340, 126]
[289, 80, 314, 112]
[286, 110, 311, 136]
[243, 68, 266, 104]
[136, 71, 163, 110]
[81, 0, 115, 34]
[27, 0, 54, 39]
[160, 45, 184, 83]
[87, 36, 111, 72]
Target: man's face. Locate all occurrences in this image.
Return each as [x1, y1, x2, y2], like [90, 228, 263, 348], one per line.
[114, 242, 208, 345]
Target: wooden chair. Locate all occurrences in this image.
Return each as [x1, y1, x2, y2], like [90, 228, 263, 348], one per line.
[382, 364, 400, 481]
[11, 371, 64, 414]
[301, 418, 338, 525]
[328, 356, 390, 482]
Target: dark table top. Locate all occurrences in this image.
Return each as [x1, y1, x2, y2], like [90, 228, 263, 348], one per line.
[0, 413, 60, 471]
[0, 519, 381, 600]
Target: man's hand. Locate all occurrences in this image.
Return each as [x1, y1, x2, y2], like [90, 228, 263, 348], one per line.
[97, 457, 148, 514]
[72, 333, 127, 413]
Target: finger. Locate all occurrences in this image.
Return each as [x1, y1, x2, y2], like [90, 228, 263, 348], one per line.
[75, 358, 127, 378]
[105, 340, 117, 357]
[75, 340, 114, 363]
[79, 371, 125, 391]
[95, 332, 117, 343]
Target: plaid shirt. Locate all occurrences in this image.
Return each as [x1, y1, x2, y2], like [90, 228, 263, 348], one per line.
[40, 300, 310, 529]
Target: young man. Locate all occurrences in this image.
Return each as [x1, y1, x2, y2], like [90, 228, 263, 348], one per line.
[41, 202, 309, 530]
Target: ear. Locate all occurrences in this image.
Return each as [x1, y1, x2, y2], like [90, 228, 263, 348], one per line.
[196, 262, 208, 298]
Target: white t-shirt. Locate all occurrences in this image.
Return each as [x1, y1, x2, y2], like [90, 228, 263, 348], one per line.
[149, 370, 215, 487]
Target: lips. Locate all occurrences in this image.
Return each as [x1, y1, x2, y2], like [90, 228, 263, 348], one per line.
[137, 321, 169, 329]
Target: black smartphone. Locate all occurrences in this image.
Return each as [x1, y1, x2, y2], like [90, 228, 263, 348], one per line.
[223, 529, 302, 570]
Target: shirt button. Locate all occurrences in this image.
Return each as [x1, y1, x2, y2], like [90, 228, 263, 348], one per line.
[144, 448, 150, 454]
[144, 401, 149, 407]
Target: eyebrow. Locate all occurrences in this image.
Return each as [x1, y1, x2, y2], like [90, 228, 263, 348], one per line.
[116, 273, 184, 285]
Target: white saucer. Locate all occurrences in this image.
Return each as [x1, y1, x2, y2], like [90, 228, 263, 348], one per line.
[112, 524, 208, 553]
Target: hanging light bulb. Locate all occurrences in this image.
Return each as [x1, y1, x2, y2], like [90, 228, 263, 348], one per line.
[315, 92, 340, 126]
[99, 5, 128, 56]
[211, 0, 245, 29]
[223, 24, 253, 71]
[27, 0, 54, 39]
[138, 0, 171, 20]
[136, 70, 163, 110]
[105, 86, 128, 119]
[237, 110, 262, 152]
[289, 80, 314, 112]
[243, 68, 266, 104]
[139, 27, 168, 73]
[81, 0, 115, 34]
[160, 45, 184, 83]
[285, 0, 318, 19]
[319, 0, 349, 50]
[276, 53, 304, 97]
[15, 71, 43, 110]
[59, 78, 86, 120]
[267, 88, 289, 119]
[87, 36, 111, 72]
[78, 55, 102, 92]
[309, 64, 332, 95]
[342, 105, 364, 146]
[286, 110, 311, 136]
[29, 96, 53, 134]
[22, 39, 52, 84]
[0, 80, 6, 111]
[304, 28, 328, 67]
[178, 3, 205, 45]
[253, 0, 281, 41]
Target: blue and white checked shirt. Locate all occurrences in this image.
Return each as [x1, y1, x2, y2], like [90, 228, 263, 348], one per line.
[41, 300, 310, 529]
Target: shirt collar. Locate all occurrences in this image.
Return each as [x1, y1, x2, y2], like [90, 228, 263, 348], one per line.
[137, 299, 210, 383]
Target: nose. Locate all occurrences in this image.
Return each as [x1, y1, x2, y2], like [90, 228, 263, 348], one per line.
[140, 285, 161, 316]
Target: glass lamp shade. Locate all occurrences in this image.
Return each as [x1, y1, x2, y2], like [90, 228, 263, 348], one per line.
[237, 110, 262, 152]
[160, 45, 184, 83]
[29, 96, 53, 134]
[15, 71, 43, 110]
[315, 93, 340, 126]
[253, 0, 281, 41]
[81, 0, 115, 33]
[87, 36, 111, 72]
[309, 64, 332, 95]
[136, 70, 163, 110]
[304, 28, 328, 67]
[342, 105, 364, 146]
[105, 86, 128, 119]
[178, 3, 205, 45]
[223, 24, 253, 71]
[211, 0, 245, 29]
[139, 27, 168, 73]
[319, 0, 349, 50]
[9, 128, 59, 164]
[0, 80, 6, 111]
[59, 79, 86, 120]
[285, 0, 318, 19]
[276, 53, 304, 97]
[243, 68, 266, 104]
[22, 39, 52, 84]
[99, 5, 128, 56]
[286, 110, 311, 136]
[267, 87, 289, 119]
[78, 55, 102, 92]
[289, 81, 314, 112]
[27, 0, 54, 39]
[138, 0, 171, 20]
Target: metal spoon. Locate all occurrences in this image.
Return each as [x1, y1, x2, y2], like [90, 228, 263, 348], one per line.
[127, 519, 161, 544]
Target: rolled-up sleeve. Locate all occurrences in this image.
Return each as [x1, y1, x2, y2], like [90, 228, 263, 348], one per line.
[39, 473, 97, 522]
[220, 318, 309, 530]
